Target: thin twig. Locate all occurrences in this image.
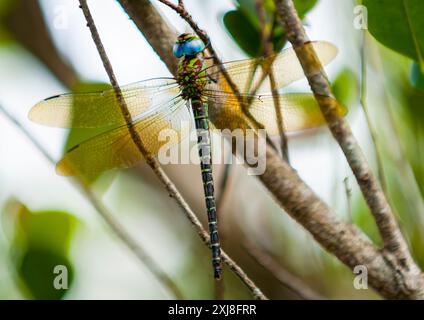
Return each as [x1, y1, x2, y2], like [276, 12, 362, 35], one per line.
[274, 0, 418, 278]
[359, 32, 387, 195]
[214, 276, 226, 300]
[255, 0, 290, 162]
[343, 176, 352, 222]
[79, 0, 266, 300]
[0, 104, 183, 299]
[158, 179, 267, 299]
[244, 241, 325, 300]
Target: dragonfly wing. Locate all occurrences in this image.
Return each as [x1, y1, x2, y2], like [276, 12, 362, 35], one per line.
[249, 93, 346, 133]
[29, 78, 180, 128]
[205, 92, 347, 134]
[204, 41, 337, 94]
[56, 98, 191, 178]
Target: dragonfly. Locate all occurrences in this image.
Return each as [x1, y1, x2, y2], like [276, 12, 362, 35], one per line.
[29, 33, 345, 279]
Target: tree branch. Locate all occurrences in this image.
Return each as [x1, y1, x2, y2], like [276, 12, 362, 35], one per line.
[274, 0, 421, 281]
[117, 0, 179, 74]
[79, 0, 266, 300]
[117, 0, 424, 298]
[2, 0, 78, 88]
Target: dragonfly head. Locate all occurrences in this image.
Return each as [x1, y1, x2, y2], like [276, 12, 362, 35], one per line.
[173, 33, 205, 58]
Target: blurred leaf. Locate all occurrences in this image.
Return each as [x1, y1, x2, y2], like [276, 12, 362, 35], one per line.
[270, 25, 286, 54]
[364, 0, 424, 72]
[236, 0, 262, 26]
[332, 68, 359, 109]
[224, 10, 263, 57]
[18, 249, 74, 300]
[405, 89, 424, 199]
[235, 0, 317, 19]
[406, 86, 424, 124]
[294, 0, 318, 18]
[2, 199, 77, 299]
[352, 195, 382, 246]
[410, 61, 424, 91]
[0, 0, 18, 16]
[16, 209, 77, 255]
[0, 0, 19, 44]
[224, 0, 317, 57]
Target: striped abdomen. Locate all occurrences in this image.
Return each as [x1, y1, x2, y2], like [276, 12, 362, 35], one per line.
[191, 96, 222, 279]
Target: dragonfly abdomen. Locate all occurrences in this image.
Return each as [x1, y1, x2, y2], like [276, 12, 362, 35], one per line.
[191, 97, 222, 280]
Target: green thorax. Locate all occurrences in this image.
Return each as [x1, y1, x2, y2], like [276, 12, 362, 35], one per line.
[177, 56, 207, 101]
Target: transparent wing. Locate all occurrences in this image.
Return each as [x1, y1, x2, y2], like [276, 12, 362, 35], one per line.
[29, 78, 180, 128]
[204, 41, 337, 94]
[56, 98, 192, 178]
[205, 92, 347, 134]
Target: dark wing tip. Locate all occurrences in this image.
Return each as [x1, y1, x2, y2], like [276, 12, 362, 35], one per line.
[44, 94, 61, 101]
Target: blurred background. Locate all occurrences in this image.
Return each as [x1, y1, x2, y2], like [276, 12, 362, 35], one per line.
[0, 0, 423, 299]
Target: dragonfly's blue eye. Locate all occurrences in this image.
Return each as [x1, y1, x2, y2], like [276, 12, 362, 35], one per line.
[173, 43, 184, 58]
[183, 39, 205, 56]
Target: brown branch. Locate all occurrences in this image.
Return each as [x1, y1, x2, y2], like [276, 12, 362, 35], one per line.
[0, 103, 183, 299]
[117, 0, 179, 74]
[244, 241, 325, 300]
[273, 0, 419, 274]
[79, 0, 266, 300]
[2, 0, 78, 88]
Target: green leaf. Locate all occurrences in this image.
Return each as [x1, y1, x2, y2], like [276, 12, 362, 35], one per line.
[18, 248, 74, 300]
[270, 25, 286, 53]
[225, 0, 317, 57]
[2, 199, 77, 299]
[332, 68, 359, 109]
[364, 0, 424, 72]
[236, 0, 262, 26]
[223, 10, 262, 57]
[236, 0, 317, 19]
[17, 210, 77, 255]
[0, 0, 21, 44]
[411, 61, 424, 91]
[294, 0, 318, 18]
[3, 199, 77, 255]
[0, 0, 19, 18]
[406, 86, 424, 123]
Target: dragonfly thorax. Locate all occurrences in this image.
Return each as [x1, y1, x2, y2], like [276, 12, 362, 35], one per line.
[177, 56, 207, 100]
